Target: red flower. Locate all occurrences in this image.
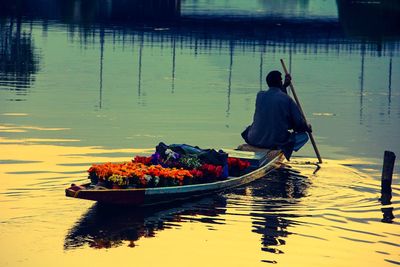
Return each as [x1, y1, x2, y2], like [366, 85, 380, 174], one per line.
[227, 157, 250, 171]
[215, 166, 223, 177]
[199, 164, 223, 179]
[133, 156, 152, 165]
[189, 169, 204, 178]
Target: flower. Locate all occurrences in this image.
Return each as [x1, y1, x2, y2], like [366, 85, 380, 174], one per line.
[179, 155, 201, 169]
[227, 158, 251, 171]
[133, 156, 152, 165]
[108, 174, 129, 186]
[189, 169, 203, 178]
[199, 163, 224, 179]
[165, 149, 179, 160]
[87, 161, 193, 187]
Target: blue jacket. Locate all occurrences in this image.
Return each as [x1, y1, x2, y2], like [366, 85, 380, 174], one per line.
[243, 87, 308, 158]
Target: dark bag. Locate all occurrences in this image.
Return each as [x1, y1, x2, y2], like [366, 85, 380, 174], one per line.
[155, 142, 228, 166]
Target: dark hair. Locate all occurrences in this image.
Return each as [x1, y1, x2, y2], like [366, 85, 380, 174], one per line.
[266, 70, 282, 87]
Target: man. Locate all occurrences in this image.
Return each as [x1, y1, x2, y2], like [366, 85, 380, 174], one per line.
[241, 70, 311, 160]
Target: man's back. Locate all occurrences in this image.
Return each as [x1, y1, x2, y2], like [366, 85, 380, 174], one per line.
[247, 87, 306, 149]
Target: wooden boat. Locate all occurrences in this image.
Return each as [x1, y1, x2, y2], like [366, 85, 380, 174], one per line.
[65, 148, 283, 206]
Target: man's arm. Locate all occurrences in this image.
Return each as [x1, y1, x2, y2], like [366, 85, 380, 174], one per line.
[283, 74, 313, 132]
[289, 98, 310, 133]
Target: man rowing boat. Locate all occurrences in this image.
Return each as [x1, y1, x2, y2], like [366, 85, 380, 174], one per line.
[241, 70, 311, 160]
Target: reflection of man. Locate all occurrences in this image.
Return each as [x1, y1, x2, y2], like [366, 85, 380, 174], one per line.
[241, 71, 311, 159]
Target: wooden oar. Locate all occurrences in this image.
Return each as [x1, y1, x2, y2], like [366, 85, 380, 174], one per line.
[280, 59, 323, 163]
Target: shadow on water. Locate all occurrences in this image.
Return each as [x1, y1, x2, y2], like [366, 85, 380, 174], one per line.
[229, 166, 311, 255]
[64, 195, 228, 249]
[0, 17, 40, 95]
[64, 166, 311, 256]
[380, 193, 395, 224]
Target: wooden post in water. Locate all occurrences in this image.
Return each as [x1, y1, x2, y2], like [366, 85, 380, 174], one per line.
[380, 151, 396, 205]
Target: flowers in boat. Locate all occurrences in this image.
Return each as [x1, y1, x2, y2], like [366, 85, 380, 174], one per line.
[88, 162, 193, 187]
[227, 157, 251, 171]
[134, 156, 225, 179]
[134, 154, 251, 178]
[179, 155, 202, 169]
[88, 144, 252, 189]
[108, 174, 129, 186]
[199, 163, 224, 178]
[227, 157, 251, 176]
[133, 156, 152, 165]
[135, 155, 249, 172]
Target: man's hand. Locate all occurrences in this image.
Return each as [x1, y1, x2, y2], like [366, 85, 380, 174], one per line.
[283, 74, 292, 88]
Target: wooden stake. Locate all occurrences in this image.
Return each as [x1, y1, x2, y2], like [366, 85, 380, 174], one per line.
[280, 59, 323, 163]
[381, 151, 396, 195]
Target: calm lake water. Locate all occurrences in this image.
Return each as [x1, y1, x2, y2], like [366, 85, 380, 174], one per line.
[1, 0, 399, 266]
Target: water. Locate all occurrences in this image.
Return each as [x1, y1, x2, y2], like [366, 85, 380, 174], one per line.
[1, 0, 400, 266]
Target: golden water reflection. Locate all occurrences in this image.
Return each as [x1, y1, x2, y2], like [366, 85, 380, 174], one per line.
[0, 138, 399, 266]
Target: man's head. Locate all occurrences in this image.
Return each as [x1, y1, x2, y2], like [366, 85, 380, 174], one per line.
[266, 70, 282, 88]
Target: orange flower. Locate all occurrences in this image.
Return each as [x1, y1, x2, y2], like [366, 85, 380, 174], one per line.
[88, 161, 193, 186]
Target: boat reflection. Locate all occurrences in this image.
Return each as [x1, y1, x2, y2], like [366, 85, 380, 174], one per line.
[64, 195, 228, 249]
[65, 166, 310, 256]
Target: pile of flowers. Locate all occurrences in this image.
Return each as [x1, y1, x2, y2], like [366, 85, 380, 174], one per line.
[88, 162, 194, 188]
[134, 155, 226, 180]
[134, 154, 251, 180]
[88, 150, 252, 189]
